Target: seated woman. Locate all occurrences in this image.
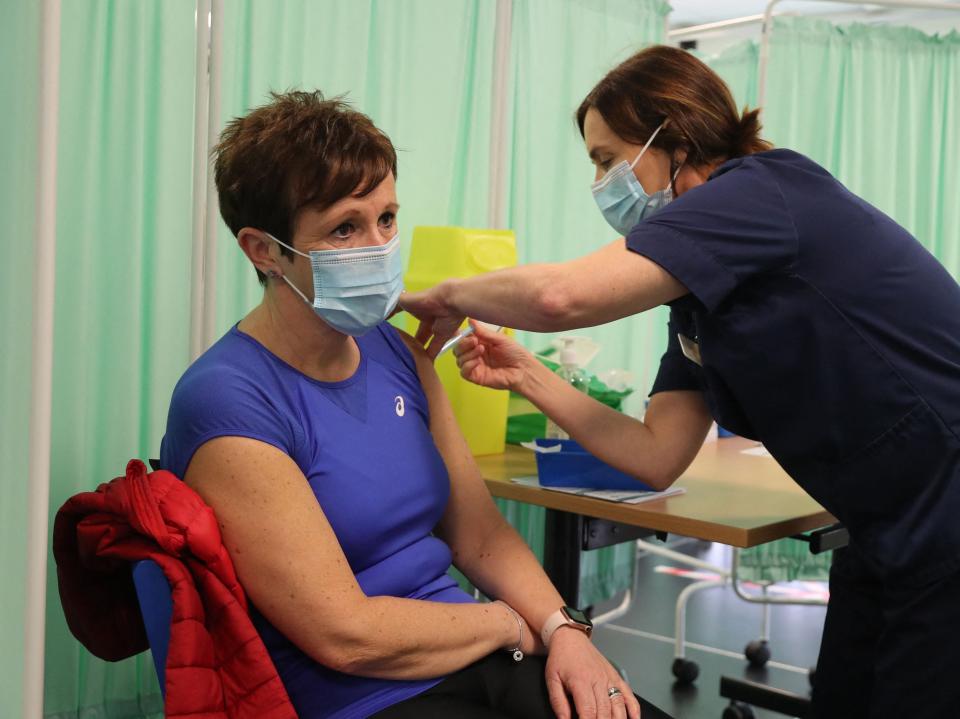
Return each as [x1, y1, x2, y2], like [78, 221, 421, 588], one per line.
[159, 91, 639, 719]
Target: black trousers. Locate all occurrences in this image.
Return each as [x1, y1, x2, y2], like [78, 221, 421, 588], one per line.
[370, 652, 554, 719]
[813, 545, 960, 719]
[370, 652, 673, 719]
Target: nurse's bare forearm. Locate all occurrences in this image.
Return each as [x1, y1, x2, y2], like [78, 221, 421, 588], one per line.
[439, 241, 688, 331]
[439, 264, 578, 331]
[515, 361, 711, 489]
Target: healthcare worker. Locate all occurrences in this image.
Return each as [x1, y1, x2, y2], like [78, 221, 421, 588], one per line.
[400, 45, 960, 719]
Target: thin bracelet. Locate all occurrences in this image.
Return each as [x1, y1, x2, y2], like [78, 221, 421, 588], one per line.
[495, 600, 524, 662]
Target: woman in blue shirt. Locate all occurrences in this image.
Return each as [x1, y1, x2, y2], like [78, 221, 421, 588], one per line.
[401, 46, 960, 719]
[160, 91, 647, 719]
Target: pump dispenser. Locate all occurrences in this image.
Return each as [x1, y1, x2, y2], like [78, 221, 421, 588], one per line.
[545, 338, 590, 440]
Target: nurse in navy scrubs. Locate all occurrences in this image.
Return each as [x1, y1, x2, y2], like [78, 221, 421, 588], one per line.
[400, 45, 960, 719]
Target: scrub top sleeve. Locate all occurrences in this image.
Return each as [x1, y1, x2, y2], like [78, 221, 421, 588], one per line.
[649, 316, 703, 396]
[626, 158, 799, 313]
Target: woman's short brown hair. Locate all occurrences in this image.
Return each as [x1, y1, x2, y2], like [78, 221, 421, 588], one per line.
[576, 45, 771, 169]
[214, 90, 398, 284]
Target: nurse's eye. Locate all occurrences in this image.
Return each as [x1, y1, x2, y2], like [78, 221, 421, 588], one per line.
[378, 212, 396, 229]
[598, 159, 612, 171]
[332, 222, 355, 239]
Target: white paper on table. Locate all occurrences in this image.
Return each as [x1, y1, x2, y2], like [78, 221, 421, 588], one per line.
[511, 476, 686, 505]
[741, 445, 772, 457]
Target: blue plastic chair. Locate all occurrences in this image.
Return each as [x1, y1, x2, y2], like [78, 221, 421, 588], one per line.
[132, 559, 173, 696]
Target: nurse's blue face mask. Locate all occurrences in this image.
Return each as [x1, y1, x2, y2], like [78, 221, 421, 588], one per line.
[591, 120, 679, 236]
[266, 232, 404, 336]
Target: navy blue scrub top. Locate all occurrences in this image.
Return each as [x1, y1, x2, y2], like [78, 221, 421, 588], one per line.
[627, 149, 960, 585]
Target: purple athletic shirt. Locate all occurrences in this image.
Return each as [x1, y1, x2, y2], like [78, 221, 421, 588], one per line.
[160, 322, 475, 719]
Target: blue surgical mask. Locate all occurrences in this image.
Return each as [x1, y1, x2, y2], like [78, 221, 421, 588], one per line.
[267, 233, 404, 336]
[591, 121, 678, 236]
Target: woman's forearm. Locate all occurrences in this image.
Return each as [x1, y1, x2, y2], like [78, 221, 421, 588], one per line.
[326, 596, 520, 679]
[454, 520, 565, 647]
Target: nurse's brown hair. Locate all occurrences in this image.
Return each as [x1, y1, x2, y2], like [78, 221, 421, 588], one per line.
[576, 45, 771, 168]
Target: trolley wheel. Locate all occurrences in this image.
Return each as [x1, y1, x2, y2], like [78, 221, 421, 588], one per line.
[671, 657, 700, 684]
[744, 639, 771, 668]
[722, 701, 757, 719]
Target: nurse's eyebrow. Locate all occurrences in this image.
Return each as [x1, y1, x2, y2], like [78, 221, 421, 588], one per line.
[588, 146, 610, 162]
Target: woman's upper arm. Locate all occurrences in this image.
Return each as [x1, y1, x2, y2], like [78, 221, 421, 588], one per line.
[183, 435, 366, 668]
[546, 239, 689, 329]
[397, 333, 505, 553]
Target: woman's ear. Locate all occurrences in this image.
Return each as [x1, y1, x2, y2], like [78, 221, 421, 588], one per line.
[238, 227, 281, 278]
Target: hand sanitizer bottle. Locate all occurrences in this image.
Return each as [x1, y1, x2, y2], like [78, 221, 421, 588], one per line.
[545, 338, 590, 440]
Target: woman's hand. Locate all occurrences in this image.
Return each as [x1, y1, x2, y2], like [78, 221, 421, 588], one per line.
[454, 321, 538, 392]
[398, 284, 466, 359]
[545, 628, 640, 719]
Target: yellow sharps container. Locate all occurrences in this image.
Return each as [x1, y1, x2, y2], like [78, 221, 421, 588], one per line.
[403, 227, 517, 456]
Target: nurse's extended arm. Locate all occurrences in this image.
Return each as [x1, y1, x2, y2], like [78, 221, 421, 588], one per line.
[400, 238, 688, 358]
[456, 323, 712, 490]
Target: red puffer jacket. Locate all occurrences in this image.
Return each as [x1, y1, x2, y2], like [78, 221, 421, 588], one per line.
[53, 459, 298, 719]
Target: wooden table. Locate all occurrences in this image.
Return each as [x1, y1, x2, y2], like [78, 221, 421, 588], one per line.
[475, 437, 835, 606]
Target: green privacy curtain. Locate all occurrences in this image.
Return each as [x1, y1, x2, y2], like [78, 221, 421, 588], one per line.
[212, 0, 499, 335]
[700, 39, 759, 114]
[40, 2, 198, 717]
[0, 3, 42, 717]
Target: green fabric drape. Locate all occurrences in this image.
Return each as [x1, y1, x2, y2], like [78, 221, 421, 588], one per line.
[41, 2, 198, 717]
[0, 3, 42, 717]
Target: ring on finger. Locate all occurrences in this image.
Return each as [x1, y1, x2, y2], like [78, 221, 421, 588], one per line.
[608, 687, 623, 700]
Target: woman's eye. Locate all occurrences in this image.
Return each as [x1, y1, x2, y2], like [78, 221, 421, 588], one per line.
[333, 222, 355, 239]
[379, 212, 396, 228]
[599, 160, 612, 171]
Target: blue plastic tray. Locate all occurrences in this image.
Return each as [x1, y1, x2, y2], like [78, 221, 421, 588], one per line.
[533, 439, 654, 492]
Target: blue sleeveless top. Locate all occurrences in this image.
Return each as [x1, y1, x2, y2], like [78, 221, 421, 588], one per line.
[160, 322, 475, 719]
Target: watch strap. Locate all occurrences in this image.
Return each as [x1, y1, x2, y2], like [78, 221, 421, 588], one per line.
[541, 607, 591, 647]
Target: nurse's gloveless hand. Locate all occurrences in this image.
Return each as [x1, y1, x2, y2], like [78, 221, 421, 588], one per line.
[454, 321, 534, 391]
[398, 284, 466, 359]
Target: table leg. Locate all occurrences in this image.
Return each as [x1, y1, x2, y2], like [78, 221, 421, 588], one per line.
[543, 509, 582, 607]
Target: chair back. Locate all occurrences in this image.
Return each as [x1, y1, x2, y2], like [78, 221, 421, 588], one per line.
[132, 559, 173, 696]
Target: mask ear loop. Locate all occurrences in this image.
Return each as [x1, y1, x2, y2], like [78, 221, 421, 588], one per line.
[628, 119, 668, 170]
[669, 159, 684, 195]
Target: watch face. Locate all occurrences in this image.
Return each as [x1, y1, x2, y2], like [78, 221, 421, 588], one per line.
[564, 606, 592, 627]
